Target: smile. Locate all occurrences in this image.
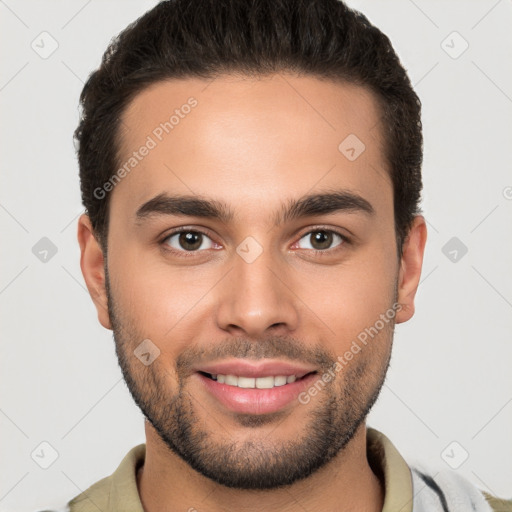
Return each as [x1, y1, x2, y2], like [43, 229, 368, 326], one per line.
[202, 372, 303, 388]
[197, 370, 319, 415]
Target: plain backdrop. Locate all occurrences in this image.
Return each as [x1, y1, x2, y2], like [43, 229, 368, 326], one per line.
[1, 0, 511, 510]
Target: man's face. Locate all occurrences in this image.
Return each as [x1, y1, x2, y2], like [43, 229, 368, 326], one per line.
[101, 74, 403, 489]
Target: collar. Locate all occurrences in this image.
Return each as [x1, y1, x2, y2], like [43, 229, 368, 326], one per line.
[367, 427, 413, 512]
[68, 427, 413, 511]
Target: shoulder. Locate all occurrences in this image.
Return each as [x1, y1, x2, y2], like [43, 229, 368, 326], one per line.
[67, 444, 145, 511]
[33, 473, 113, 512]
[37, 443, 146, 512]
[483, 492, 512, 512]
[35, 509, 70, 512]
[411, 466, 512, 512]
[66, 473, 113, 511]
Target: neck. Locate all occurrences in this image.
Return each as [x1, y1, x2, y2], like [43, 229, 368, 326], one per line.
[137, 421, 384, 512]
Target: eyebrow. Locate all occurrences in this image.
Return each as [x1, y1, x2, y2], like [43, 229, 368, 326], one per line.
[135, 190, 375, 226]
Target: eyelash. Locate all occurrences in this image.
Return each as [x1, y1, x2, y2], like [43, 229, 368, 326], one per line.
[160, 226, 351, 258]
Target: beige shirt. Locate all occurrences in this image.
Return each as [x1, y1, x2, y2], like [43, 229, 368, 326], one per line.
[66, 427, 508, 512]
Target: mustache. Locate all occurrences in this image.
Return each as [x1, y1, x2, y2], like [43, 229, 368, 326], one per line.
[175, 335, 336, 376]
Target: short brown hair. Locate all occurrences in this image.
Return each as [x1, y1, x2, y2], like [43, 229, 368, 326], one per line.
[75, 0, 423, 255]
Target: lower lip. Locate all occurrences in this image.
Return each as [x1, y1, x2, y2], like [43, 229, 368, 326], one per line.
[196, 372, 318, 415]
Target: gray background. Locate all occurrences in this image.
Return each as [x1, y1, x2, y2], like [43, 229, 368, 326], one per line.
[1, 0, 511, 510]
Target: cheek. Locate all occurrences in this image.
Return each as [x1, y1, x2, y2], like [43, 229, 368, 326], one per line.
[304, 244, 397, 352]
[108, 251, 217, 351]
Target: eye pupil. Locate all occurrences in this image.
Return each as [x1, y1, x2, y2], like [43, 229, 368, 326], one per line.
[311, 231, 332, 250]
[179, 232, 202, 251]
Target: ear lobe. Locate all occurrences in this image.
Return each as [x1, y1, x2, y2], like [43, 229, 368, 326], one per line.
[395, 215, 427, 324]
[77, 214, 112, 330]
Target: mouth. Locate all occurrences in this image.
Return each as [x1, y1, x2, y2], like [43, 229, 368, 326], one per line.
[195, 368, 320, 415]
[198, 371, 317, 389]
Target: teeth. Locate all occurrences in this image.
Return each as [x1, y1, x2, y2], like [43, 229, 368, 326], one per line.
[274, 376, 287, 386]
[237, 376, 255, 388]
[256, 376, 274, 389]
[211, 374, 299, 389]
[225, 375, 238, 386]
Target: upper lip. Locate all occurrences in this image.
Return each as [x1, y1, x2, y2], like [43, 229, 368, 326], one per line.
[194, 359, 317, 379]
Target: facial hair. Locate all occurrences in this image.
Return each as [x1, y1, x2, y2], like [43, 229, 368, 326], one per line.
[105, 269, 395, 490]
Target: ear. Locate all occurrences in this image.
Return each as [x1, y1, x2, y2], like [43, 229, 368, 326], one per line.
[395, 215, 427, 324]
[77, 214, 112, 330]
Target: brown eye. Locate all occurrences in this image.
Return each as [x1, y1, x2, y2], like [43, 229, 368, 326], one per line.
[297, 230, 345, 251]
[164, 230, 214, 252]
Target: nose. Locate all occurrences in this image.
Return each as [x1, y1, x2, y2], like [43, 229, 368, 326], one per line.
[214, 244, 300, 337]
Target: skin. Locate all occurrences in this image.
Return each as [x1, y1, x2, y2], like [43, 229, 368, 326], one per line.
[78, 73, 427, 512]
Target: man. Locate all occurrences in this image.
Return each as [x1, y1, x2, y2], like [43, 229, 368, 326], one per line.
[60, 0, 510, 510]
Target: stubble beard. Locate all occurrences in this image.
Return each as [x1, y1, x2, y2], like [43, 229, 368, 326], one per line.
[105, 271, 394, 490]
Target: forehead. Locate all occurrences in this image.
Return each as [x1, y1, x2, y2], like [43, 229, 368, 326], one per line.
[112, 74, 391, 223]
